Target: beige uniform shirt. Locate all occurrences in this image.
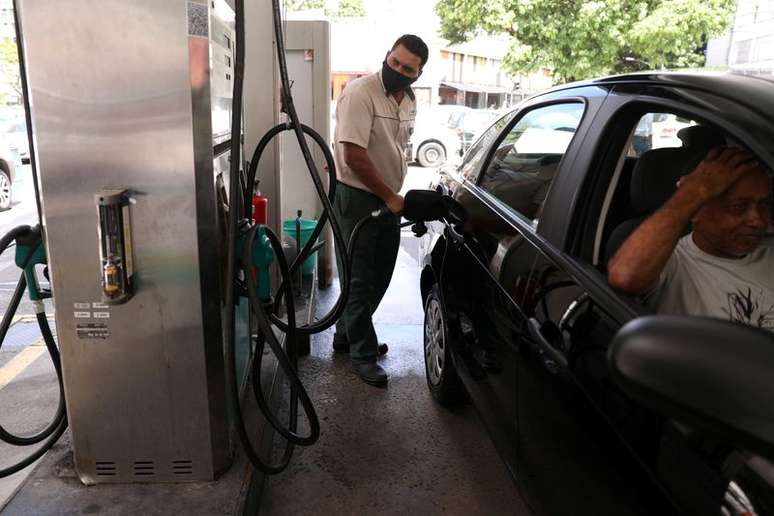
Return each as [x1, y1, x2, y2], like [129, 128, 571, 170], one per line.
[333, 71, 416, 194]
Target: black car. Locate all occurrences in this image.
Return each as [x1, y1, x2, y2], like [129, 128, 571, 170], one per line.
[418, 72, 774, 516]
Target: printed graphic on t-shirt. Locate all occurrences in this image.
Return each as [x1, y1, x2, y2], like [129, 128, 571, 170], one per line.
[723, 287, 774, 330]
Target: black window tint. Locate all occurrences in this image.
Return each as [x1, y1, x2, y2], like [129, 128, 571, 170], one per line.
[480, 103, 585, 223]
[459, 111, 515, 181]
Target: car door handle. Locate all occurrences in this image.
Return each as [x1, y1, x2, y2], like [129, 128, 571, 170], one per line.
[446, 224, 465, 246]
[527, 318, 568, 369]
[559, 293, 591, 333]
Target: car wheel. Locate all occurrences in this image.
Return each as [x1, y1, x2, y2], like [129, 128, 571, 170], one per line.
[0, 168, 11, 211]
[417, 142, 446, 168]
[424, 285, 466, 404]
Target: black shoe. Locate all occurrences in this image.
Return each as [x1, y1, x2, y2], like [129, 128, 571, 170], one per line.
[333, 335, 388, 356]
[351, 361, 388, 386]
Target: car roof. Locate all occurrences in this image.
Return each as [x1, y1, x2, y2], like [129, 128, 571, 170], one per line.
[539, 71, 774, 114]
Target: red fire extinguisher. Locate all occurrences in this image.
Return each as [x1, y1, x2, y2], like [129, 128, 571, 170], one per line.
[252, 193, 268, 225]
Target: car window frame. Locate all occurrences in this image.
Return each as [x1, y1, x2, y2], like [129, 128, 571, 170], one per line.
[587, 104, 708, 267]
[570, 96, 774, 269]
[546, 88, 774, 328]
[559, 86, 774, 263]
[468, 98, 590, 228]
[451, 91, 645, 322]
[453, 109, 517, 181]
[474, 98, 590, 189]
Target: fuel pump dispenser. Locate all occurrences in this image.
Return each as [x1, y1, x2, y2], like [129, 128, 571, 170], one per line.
[0, 0, 461, 485]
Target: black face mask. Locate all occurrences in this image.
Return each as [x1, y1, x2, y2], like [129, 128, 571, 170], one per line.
[381, 60, 417, 93]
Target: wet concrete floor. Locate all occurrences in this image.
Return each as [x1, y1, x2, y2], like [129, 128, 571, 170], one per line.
[260, 234, 528, 515]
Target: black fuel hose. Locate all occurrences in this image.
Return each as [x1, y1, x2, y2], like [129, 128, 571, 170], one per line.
[229, 0, 412, 475]
[222, 0, 320, 475]
[225, 222, 308, 474]
[242, 225, 320, 446]
[242, 0, 353, 338]
[0, 226, 67, 478]
[242, 225, 323, 474]
[0, 272, 26, 352]
[224, 0, 351, 475]
[243, 121, 343, 331]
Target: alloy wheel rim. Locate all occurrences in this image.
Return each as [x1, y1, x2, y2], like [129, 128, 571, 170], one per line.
[425, 298, 445, 385]
[0, 175, 9, 207]
[425, 148, 440, 163]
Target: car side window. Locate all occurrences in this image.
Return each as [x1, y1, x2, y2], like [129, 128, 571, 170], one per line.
[479, 103, 585, 223]
[458, 111, 516, 181]
[595, 111, 706, 268]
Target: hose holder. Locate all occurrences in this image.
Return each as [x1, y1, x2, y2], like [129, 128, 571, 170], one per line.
[14, 225, 48, 302]
[237, 223, 274, 303]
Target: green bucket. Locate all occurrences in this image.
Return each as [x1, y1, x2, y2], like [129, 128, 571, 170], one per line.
[283, 218, 318, 275]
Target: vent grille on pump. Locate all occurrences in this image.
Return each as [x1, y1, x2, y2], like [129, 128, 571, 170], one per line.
[133, 460, 155, 477]
[172, 460, 193, 476]
[95, 461, 116, 477]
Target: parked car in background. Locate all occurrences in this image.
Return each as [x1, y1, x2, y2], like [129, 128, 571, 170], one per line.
[3, 119, 30, 164]
[420, 72, 774, 515]
[453, 109, 501, 155]
[0, 138, 16, 210]
[651, 112, 695, 149]
[0, 106, 24, 125]
[409, 105, 471, 168]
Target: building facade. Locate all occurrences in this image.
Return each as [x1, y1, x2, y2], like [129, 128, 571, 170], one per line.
[293, 0, 553, 110]
[0, 0, 15, 40]
[435, 38, 553, 109]
[706, 0, 774, 75]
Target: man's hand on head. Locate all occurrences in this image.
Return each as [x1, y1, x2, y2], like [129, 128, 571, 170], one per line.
[678, 147, 761, 204]
[609, 146, 763, 295]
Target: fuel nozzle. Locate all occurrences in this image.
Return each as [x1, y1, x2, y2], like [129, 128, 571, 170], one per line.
[402, 189, 445, 222]
[371, 189, 467, 237]
[403, 189, 466, 225]
[404, 189, 467, 238]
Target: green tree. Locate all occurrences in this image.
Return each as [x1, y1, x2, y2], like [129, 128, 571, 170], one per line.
[0, 38, 22, 105]
[326, 0, 367, 17]
[435, 0, 735, 83]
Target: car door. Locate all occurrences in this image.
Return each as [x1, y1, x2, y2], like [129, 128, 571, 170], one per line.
[428, 109, 522, 474]
[518, 250, 677, 515]
[516, 82, 774, 515]
[511, 97, 694, 515]
[437, 88, 610, 485]
[454, 90, 669, 515]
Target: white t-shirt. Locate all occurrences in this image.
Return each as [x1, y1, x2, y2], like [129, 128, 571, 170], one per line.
[646, 234, 774, 331]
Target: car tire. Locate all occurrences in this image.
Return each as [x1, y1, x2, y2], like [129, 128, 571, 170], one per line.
[417, 142, 446, 168]
[0, 168, 11, 211]
[424, 284, 466, 404]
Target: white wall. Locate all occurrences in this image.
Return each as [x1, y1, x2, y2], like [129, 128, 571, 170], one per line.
[244, 0, 281, 232]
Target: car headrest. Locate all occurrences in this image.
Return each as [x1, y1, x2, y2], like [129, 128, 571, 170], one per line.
[630, 147, 710, 214]
[677, 125, 725, 150]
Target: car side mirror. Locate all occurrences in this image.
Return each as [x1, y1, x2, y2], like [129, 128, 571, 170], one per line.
[609, 316, 774, 461]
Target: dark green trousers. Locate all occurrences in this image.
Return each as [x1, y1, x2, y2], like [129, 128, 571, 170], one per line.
[333, 183, 400, 361]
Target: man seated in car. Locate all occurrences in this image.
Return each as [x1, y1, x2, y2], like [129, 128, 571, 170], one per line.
[608, 147, 774, 331]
